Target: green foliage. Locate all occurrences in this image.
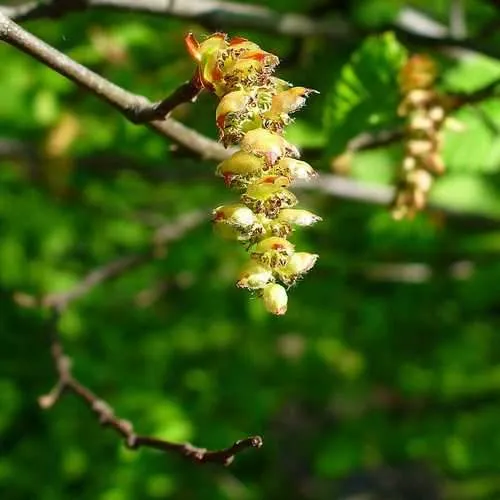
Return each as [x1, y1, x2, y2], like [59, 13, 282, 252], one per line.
[323, 32, 407, 157]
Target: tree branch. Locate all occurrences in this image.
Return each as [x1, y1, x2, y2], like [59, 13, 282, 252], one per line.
[0, 12, 225, 160]
[40, 312, 262, 465]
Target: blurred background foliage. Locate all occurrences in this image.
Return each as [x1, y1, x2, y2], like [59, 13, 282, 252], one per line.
[1, 0, 500, 499]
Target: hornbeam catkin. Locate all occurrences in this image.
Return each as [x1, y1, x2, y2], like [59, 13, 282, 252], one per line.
[392, 55, 447, 220]
[186, 33, 320, 315]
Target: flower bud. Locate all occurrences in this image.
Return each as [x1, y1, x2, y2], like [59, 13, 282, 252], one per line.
[252, 237, 295, 268]
[216, 90, 252, 129]
[223, 58, 271, 90]
[407, 168, 433, 192]
[407, 139, 433, 157]
[398, 89, 433, 115]
[399, 55, 437, 94]
[274, 158, 316, 181]
[227, 37, 261, 54]
[277, 209, 322, 226]
[409, 114, 434, 132]
[213, 204, 263, 242]
[185, 33, 227, 92]
[270, 77, 292, 92]
[256, 175, 290, 187]
[236, 262, 274, 290]
[216, 151, 265, 186]
[242, 184, 297, 217]
[241, 129, 300, 165]
[268, 87, 318, 117]
[428, 106, 445, 123]
[422, 152, 445, 174]
[279, 252, 318, 285]
[267, 220, 292, 238]
[213, 204, 256, 228]
[262, 283, 288, 315]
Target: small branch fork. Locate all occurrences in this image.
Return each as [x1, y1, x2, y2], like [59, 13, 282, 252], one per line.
[40, 315, 262, 465]
[18, 210, 263, 465]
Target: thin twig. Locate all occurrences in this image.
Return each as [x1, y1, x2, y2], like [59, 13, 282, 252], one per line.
[14, 210, 207, 311]
[0, 12, 225, 160]
[40, 311, 262, 465]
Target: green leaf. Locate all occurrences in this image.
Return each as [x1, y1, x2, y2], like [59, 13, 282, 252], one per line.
[323, 32, 407, 157]
[443, 99, 500, 174]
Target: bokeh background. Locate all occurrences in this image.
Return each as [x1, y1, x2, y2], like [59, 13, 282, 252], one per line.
[1, 0, 500, 499]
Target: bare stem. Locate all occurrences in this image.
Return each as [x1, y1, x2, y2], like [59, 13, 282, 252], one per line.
[41, 312, 262, 465]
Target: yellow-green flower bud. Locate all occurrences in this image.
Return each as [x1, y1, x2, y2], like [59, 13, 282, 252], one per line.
[251, 236, 294, 268]
[216, 151, 266, 187]
[278, 252, 318, 285]
[273, 158, 316, 181]
[277, 208, 322, 227]
[216, 90, 252, 124]
[262, 283, 288, 315]
[242, 183, 297, 217]
[213, 204, 256, 228]
[236, 262, 274, 290]
[241, 129, 300, 165]
[212, 204, 264, 241]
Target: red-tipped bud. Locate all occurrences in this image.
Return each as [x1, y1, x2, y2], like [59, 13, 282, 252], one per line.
[216, 151, 265, 186]
[212, 204, 264, 242]
[256, 175, 290, 187]
[252, 237, 295, 268]
[242, 183, 297, 217]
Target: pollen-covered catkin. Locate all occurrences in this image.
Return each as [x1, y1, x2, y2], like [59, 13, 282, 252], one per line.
[392, 55, 448, 220]
[186, 33, 320, 315]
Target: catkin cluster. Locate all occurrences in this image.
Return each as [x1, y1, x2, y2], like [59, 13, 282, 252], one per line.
[186, 33, 320, 315]
[392, 55, 447, 220]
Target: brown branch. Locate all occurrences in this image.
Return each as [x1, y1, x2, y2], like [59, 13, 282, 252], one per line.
[0, 12, 225, 160]
[40, 313, 262, 465]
